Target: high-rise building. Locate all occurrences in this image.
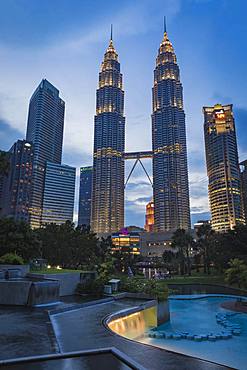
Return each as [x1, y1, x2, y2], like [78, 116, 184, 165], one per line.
[240, 160, 247, 222]
[78, 166, 92, 227]
[41, 162, 75, 225]
[144, 199, 154, 232]
[91, 31, 125, 234]
[26, 79, 65, 228]
[0, 140, 33, 223]
[0, 151, 9, 213]
[152, 24, 191, 232]
[203, 104, 245, 232]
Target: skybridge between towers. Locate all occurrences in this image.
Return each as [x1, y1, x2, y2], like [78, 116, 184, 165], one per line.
[123, 151, 153, 189]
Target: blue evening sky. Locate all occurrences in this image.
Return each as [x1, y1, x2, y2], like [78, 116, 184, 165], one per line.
[0, 0, 246, 227]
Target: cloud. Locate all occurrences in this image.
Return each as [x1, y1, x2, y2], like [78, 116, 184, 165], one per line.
[191, 212, 211, 226]
[2, 0, 244, 227]
[0, 118, 23, 150]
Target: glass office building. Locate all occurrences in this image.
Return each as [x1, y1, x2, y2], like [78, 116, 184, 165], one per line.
[91, 33, 125, 234]
[203, 104, 245, 232]
[240, 160, 247, 222]
[152, 28, 191, 231]
[41, 162, 76, 225]
[78, 166, 93, 227]
[0, 140, 33, 223]
[26, 79, 65, 228]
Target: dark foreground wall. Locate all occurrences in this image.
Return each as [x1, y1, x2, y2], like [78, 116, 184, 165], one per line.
[0, 280, 60, 306]
[0, 281, 32, 305]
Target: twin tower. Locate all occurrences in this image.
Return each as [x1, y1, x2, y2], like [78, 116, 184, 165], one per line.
[91, 26, 191, 234]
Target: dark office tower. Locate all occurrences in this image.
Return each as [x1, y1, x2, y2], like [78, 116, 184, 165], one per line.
[78, 166, 93, 227]
[26, 79, 65, 228]
[0, 140, 33, 222]
[41, 162, 76, 225]
[152, 25, 191, 232]
[91, 31, 125, 234]
[203, 104, 245, 232]
[0, 151, 8, 212]
[240, 160, 247, 222]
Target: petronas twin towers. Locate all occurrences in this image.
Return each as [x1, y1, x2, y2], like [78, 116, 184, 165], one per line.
[91, 25, 191, 234]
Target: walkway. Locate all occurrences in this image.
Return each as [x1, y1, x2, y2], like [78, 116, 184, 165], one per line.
[51, 298, 229, 370]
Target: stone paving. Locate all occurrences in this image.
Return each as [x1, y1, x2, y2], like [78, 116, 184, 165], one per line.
[0, 306, 56, 360]
[50, 298, 230, 370]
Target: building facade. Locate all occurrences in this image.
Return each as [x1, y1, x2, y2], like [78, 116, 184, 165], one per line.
[91, 34, 125, 233]
[78, 166, 92, 227]
[41, 162, 76, 225]
[144, 199, 154, 232]
[111, 229, 140, 255]
[240, 160, 247, 222]
[26, 79, 65, 228]
[203, 104, 245, 232]
[152, 28, 191, 232]
[140, 231, 174, 258]
[0, 140, 33, 222]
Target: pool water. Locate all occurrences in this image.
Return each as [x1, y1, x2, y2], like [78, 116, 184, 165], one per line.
[142, 295, 247, 369]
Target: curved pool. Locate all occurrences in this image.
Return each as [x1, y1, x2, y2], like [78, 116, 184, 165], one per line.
[141, 294, 247, 369]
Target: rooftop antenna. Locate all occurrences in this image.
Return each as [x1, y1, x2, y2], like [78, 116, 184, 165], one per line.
[110, 24, 113, 41]
[164, 16, 167, 33]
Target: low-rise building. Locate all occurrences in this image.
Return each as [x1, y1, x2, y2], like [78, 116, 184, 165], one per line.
[111, 228, 140, 255]
[140, 231, 175, 258]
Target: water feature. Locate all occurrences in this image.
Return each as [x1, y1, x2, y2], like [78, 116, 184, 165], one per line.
[168, 283, 247, 296]
[27, 281, 60, 306]
[0, 270, 60, 306]
[107, 305, 157, 340]
[142, 295, 247, 369]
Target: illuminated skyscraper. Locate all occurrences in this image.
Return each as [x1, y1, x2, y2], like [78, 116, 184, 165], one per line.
[91, 29, 125, 233]
[26, 79, 65, 228]
[240, 160, 247, 222]
[78, 166, 92, 227]
[144, 199, 154, 232]
[41, 162, 76, 225]
[203, 104, 245, 232]
[152, 23, 191, 232]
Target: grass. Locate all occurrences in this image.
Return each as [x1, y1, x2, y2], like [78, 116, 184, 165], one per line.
[112, 270, 227, 289]
[30, 267, 81, 274]
[165, 274, 226, 285]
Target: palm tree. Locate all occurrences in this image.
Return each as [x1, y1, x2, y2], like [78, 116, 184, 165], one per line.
[225, 258, 247, 288]
[171, 229, 193, 276]
[196, 224, 214, 275]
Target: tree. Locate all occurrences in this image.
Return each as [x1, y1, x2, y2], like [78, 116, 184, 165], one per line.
[0, 218, 40, 261]
[225, 258, 247, 288]
[36, 221, 102, 269]
[171, 229, 193, 276]
[162, 250, 180, 274]
[196, 224, 214, 274]
[210, 226, 247, 273]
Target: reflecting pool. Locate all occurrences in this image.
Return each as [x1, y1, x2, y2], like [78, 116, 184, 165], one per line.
[142, 295, 247, 369]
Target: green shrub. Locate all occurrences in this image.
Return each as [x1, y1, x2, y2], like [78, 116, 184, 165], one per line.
[225, 258, 247, 289]
[120, 277, 168, 301]
[0, 253, 24, 265]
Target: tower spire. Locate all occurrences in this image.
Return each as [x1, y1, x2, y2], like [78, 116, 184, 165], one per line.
[110, 24, 113, 41]
[164, 16, 167, 34]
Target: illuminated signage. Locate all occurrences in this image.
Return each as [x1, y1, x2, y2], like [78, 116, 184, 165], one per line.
[215, 109, 225, 120]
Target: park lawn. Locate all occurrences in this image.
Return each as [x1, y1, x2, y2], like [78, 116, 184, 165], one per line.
[30, 268, 81, 274]
[165, 274, 226, 285]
